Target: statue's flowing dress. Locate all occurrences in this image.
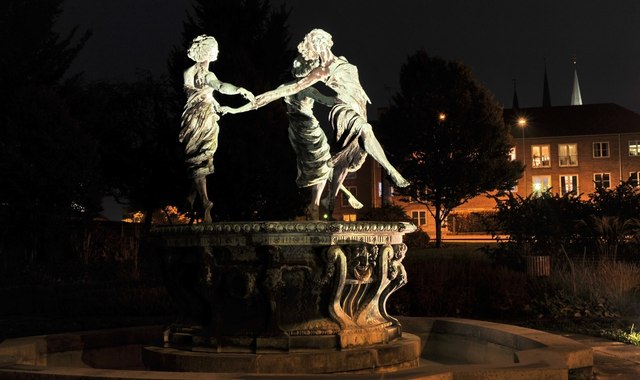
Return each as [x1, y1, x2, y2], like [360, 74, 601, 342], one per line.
[325, 57, 369, 172]
[285, 91, 332, 187]
[179, 67, 220, 178]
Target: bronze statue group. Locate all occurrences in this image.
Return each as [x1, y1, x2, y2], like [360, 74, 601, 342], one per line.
[179, 29, 409, 223]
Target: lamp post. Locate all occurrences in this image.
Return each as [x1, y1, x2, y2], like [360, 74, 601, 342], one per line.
[517, 117, 527, 194]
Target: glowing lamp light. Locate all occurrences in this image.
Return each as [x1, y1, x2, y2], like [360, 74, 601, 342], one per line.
[517, 117, 527, 127]
[438, 113, 447, 122]
[533, 182, 542, 192]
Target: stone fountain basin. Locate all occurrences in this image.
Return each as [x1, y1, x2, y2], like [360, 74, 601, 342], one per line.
[0, 317, 592, 379]
[400, 316, 593, 379]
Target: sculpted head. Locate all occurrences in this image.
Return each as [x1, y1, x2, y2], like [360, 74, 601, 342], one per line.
[297, 29, 333, 64]
[291, 54, 319, 78]
[187, 35, 219, 63]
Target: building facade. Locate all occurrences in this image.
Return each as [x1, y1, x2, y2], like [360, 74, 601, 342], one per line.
[504, 104, 640, 199]
[331, 103, 640, 237]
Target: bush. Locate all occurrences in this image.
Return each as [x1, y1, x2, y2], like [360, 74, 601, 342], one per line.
[531, 260, 640, 320]
[389, 250, 530, 319]
[486, 182, 640, 264]
[447, 211, 497, 233]
[404, 229, 430, 248]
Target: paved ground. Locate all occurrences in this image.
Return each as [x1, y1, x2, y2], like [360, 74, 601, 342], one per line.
[555, 332, 640, 379]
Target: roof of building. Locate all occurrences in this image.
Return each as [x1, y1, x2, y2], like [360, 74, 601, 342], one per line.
[504, 103, 640, 138]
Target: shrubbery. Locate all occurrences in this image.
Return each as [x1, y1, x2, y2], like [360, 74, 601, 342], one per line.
[487, 182, 640, 262]
[388, 249, 530, 319]
[447, 211, 498, 233]
[478, 182, 640, 337]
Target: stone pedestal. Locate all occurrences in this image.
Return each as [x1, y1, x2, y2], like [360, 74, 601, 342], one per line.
[145, 221, 417, 373]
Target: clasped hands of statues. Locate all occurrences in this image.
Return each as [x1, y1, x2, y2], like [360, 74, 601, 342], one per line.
[219, 87, 284, 116]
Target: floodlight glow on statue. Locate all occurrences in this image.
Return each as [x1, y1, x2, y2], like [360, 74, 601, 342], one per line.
[179, 35, 254, 223]
[231, 28, 410, 218]
[284, 55, 363, 220]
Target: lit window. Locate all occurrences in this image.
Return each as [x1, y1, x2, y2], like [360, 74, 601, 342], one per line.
[531, 175, 551, 194]
[560, 175, 578, 196]
[509, 147, 516, 161]
[531, 145, 551, 168]
[411, 210, 427, 226]
[558, 143, 578, 167]
[341, 186, 358, 208]
[342, 214, 357, 222]
[629, 140, 640, 157]
[593, 173, 611, 189]
[629, 172, 640, 187]
[593, 142, 610, 158]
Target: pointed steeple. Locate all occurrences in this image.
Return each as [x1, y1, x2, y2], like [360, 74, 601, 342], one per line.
[571, 56, 583, 106]
[512, 78, 520, 109]
[542, 61, 551, 107]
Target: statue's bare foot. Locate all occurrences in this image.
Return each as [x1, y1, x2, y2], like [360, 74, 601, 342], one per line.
[347, 196, 364, 209]
[390, 171, 410, 188]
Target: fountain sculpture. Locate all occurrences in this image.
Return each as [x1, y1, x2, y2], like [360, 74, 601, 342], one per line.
[143, 30, 419, 373]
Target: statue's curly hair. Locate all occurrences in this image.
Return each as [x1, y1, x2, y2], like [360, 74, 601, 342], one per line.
[187, 35, 218, 62]
[305, 29, 333, 51]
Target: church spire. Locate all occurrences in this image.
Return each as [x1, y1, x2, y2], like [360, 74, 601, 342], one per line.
[512, 78, 520, 109]
[542, 61, 551, 107]
[571, 56, 583, 106]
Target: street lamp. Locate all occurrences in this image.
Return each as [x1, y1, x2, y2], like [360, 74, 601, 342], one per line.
[517, 117, 527, 194]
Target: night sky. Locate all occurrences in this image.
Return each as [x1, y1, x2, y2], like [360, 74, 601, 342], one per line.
[58, 0, 640, 114]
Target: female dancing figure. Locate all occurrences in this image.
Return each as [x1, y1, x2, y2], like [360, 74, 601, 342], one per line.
[251, 29, 409, 215]
[179, 35, 254, 222]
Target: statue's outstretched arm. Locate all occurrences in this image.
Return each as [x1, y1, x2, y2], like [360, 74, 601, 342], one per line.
[301, 87, 335, 107]
[220, 103, 253, 115]
[254, 67, 328, 109]
[205, 72, 255, 101]
[218, 82, 255, 102]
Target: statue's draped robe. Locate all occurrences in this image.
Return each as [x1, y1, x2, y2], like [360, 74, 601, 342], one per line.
[326, 57, 370, 172]
[179, 67, 221, 178]
[285, 91, 332, 187]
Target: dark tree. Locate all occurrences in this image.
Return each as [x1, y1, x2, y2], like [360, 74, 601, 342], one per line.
[72, 74, 186, 225]
[0, 0, 98, 221]
[0, 0, 100, 270]
[380, 50, 523, 247]
[168, 0, 301, 220]
[0, 0, 91, 94]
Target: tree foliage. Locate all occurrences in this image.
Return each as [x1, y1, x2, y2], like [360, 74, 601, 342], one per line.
[168, 0, 300, 220]
[379, 50, 523, 246]
[0, 0, 91, 93]
[0, 0, 99, 222]
[488, 181, 640, 264]
[71, 74, 186, 222]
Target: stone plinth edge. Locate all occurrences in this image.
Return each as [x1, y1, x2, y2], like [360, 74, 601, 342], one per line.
[142, 333, 421, 374]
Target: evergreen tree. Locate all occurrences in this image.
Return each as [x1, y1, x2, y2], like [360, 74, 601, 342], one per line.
[72, 74, 186, 224]
[0, 0, 99, 221]
[168, 0, 300, 220]
[380, 50, 523, 247]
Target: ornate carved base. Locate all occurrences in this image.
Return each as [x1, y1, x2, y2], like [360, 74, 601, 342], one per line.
[147, 221, 416, 373]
